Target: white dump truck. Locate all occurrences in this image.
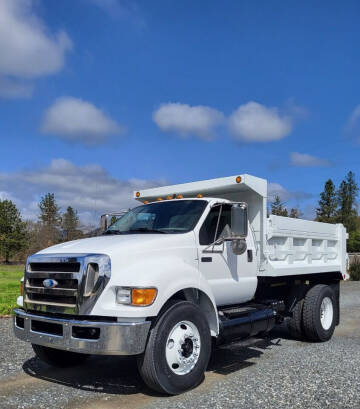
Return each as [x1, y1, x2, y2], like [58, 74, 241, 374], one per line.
[14, 174, 349, 394]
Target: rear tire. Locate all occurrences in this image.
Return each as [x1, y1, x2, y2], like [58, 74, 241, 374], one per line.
[137, 300, 211, 395]
[32, 344, 89, 367]
[302, 284, 336, 342]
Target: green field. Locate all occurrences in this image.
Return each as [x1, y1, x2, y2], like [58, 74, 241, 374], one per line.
[0, 264, 24, 315]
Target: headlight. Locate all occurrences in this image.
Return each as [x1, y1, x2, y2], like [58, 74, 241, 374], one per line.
[116, 287, 157, 306]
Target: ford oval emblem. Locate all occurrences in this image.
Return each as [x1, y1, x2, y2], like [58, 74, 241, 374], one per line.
[43, 279, 58, 288]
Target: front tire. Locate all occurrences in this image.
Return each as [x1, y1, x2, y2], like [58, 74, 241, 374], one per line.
[137, 301, 211, 395]
[302, 284, 336, 342]
[32, 344, 89, 367]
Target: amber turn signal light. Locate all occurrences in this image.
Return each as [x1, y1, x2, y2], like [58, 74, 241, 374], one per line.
[131, 288, 157, 306]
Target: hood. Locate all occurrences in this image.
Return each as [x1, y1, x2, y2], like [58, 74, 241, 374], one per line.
[37, 233, 195, 259]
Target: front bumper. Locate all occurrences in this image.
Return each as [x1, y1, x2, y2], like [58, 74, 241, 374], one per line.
[13, 309, 151, 356]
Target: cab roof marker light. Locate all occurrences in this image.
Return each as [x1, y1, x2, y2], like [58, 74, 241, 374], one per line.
[136, 191, 140, 198]
[236, 176, 242, 183]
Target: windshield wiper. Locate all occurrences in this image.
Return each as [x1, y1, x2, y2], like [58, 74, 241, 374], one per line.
[128, 228, 167, 234]
[103, 230, 125, 235]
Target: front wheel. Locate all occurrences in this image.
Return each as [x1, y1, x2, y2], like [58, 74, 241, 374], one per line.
[137, 301, 211, 395]
[302, 284, 336, 342]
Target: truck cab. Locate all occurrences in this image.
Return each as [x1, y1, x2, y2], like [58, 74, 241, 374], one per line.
[14, 174, 348, 395]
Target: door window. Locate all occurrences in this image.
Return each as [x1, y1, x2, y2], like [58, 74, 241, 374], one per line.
[199, 204, 232, 245]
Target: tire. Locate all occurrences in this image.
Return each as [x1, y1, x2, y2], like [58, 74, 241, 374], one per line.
[32, 344, 89, 367]
[302, 284, 336, 342]
[287, 298, 304, 340]
[137, 300, 212, 395]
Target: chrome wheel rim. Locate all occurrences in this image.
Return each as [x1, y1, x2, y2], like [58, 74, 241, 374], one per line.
[320, 297, 333, 330]
[165, 320, 201, 375]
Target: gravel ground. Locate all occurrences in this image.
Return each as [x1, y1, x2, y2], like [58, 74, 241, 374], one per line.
[0, 282, 359, 409]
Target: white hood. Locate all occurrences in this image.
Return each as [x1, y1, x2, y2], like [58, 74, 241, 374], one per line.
[38, 233, 195, 259]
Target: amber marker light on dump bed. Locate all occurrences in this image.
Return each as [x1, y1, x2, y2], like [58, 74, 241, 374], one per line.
[197, 194, 203, 198]
[236, 176, 242, 183]
[131, 288, 157, 306]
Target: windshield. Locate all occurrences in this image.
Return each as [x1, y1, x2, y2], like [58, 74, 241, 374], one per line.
[105, 200, 207, 234]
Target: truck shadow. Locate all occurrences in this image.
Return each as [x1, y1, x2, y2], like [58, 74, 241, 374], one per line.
[22, 327, 288, 396]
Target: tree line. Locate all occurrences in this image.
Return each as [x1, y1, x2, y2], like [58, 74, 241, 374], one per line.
[270, 171, 360, 252]
[1, 171, 360, 262]
[0, 193, 85, 263]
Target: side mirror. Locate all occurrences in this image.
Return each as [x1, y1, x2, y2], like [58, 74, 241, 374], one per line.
[100, 214, 110, 233]
[231, 203, 248, 238]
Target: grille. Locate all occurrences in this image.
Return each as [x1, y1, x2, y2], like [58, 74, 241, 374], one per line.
[25, 261, 82, 312]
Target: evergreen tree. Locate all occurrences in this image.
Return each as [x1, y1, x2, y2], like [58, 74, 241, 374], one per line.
[337, 171, 359, 232]
[316, 179, 337, 223]
[289, 208, 301, 218]
[0, 200, 27, 263]
[38, 193, 61, 245]
[271, 195, 288, 216]
[62, 206, 82, 241]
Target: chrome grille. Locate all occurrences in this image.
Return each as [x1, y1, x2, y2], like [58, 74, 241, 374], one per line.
[24, 254, 111, 315]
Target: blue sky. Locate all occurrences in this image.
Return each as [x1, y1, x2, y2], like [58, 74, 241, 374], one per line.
[0, 0, 360, 223]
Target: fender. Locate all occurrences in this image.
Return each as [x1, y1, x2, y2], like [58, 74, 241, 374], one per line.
[91, 255, 220, 335]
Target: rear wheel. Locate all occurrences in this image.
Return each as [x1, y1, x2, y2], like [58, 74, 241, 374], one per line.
[32, 344, 89, 367]
[302, 284, 336, 342]
[137, 301, 211, 395]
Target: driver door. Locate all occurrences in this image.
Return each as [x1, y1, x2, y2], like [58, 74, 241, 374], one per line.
[197, 204, 257, 306]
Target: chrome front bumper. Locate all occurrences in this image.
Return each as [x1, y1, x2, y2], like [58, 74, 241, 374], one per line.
[13, 309, 151, 356]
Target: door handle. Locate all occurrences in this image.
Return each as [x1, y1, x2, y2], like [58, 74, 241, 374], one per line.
[247, 250, 253, 262]
[201, 257, 212, 262]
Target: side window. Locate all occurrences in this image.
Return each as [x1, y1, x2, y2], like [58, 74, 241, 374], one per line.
[199, 205, 232, 245]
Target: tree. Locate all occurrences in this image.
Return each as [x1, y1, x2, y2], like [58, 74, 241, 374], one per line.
[348, 231, 360, 253]
[62, 206, 82, 241]
[289, 208, 301, 218]
[271, 195, 288, 217]
[0, 200, 27, 263]
[38, 193, 61, 246]
[316, 179, 337, 223]
[337, 171, 359, 232]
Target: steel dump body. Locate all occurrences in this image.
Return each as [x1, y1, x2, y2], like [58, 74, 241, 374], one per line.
[135, 174, 348, 279]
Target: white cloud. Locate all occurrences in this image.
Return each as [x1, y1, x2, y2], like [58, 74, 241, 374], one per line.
[41, 97, 125, 145]
[345, 105, 360, 140]
[228, 102, 292, 142]
[290, 152, 331, 168]
[0, 159, 166, 225]
[88, 0, 145, 26]
[153, 103, 224, 140]
[0, 0, 72, 98]
[268, 182, 312, 202]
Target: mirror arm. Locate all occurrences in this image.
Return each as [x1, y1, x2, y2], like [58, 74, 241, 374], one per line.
[203, 237, 225, 253]
[212, 205, 223, 253]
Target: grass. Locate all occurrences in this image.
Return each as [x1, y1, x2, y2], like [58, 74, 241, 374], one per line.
[0, 264, 24, 315]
